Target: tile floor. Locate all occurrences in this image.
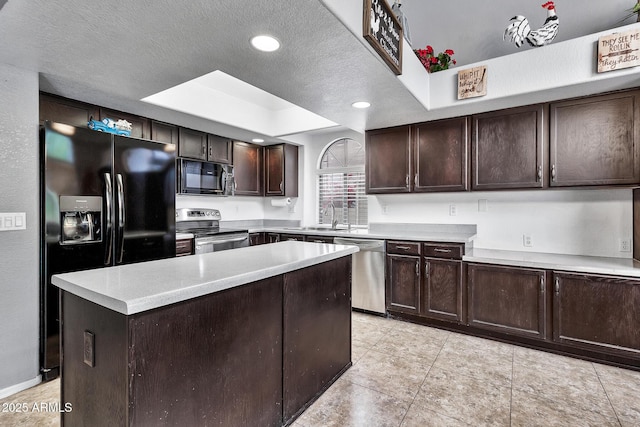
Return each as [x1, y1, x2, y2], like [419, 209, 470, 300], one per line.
[1, 312, 639, 426]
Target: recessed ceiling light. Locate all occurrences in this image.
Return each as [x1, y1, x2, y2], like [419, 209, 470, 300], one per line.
[252, 138, 265, 143]
[352, 101, 371, 109]
[251, 35, 280, 52]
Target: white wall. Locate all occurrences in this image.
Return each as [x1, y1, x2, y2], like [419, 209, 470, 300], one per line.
[370, 188, 633, 258]
[0, 64, 40, 396]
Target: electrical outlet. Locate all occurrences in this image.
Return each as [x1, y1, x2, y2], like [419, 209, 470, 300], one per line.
[619, 238, 631, 252]
[449, 204, 457, 216]
[523, 234, 533, 247]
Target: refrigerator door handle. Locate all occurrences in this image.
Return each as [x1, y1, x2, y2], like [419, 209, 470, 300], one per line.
[104, 173, 113, 265]
[116, 174, 126, 263]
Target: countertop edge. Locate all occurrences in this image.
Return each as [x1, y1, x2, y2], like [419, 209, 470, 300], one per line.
[52, 242, 359, 315]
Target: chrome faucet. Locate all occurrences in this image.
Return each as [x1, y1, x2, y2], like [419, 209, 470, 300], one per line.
[325, 201, 338, 230]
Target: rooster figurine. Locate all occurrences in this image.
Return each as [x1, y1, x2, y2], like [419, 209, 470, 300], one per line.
[504, 2, 559, 48]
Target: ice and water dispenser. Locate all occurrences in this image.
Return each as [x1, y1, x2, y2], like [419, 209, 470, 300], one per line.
[59, 196, 102, 245]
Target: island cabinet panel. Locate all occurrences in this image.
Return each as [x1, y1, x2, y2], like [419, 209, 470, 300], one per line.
[366, 125, 412, 193]
[549, 91, 640, 186]
[233, 141, 264, 196]
[282, 257, 352, 423]
[553, 272, 640, 358]
[61, 293, 128, 426]
[467, 264, 547, 340]
[414, 117, 470, 192]
[471, 104, 547, 190]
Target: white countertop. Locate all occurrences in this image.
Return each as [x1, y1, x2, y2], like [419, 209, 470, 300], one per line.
[52, 241, 359, 315]
[465, 248, 640, 278]
[255, 227, 476, 244]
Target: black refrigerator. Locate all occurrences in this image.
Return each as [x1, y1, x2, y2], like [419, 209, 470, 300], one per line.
[40, 121, 176, 380]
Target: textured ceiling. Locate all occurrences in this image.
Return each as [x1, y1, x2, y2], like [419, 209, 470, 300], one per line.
[0, 0, 638, 142]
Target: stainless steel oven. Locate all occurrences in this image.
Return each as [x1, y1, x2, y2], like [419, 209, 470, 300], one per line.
[176, 208, 248, 254]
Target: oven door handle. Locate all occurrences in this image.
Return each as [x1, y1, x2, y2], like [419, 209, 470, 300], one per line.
[195, 236, 248, 247]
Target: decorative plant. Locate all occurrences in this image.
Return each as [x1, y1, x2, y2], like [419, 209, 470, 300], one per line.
[623, 1, 640, 22]
[413, 45, 456, 73]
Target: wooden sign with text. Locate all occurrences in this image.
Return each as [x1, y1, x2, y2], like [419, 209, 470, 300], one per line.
[363, 0, 403, 75]
[457, 66, 487, 100]
[597, 29, 640, 73]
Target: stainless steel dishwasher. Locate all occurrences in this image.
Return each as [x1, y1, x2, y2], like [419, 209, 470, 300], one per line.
[333, 237, 386, 315]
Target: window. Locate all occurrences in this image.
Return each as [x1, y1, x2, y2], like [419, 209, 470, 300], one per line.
[317, 138, 367, 226]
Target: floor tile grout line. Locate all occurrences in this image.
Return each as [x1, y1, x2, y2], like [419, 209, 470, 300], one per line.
[591, 362, 624, 427]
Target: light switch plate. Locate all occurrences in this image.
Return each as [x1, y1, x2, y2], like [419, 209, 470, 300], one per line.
[0, 213, 26, 231]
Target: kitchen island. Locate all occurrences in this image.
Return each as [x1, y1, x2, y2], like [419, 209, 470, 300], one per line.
[52, 241, 358, 427]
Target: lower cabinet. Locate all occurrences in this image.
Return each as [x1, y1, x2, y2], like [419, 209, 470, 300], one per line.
[553, 271, 640, 358]
[387, 253, 421, 314]
[467, 263, 547, 340]
[422, 257, 463, 323]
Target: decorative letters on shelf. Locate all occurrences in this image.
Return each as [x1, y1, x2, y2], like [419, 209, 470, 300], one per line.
[457, 66, 488, 100]
[363, 0, 403, 75]
[598, 28, 640, 73]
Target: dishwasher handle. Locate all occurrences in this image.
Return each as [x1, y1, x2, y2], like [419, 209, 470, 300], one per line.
[333, 238, 385, 251]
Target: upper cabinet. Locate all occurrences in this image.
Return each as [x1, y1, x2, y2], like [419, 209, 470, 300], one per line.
[265, 144, 298, 197]
[366, 126, 412, 194]
[414, 117, 469, 192]
[233, 141, 263, 196]
[150, 121, 178, 145]
[40, 93, 99, 128]
[472, 104, 546, 191]
[99, 108, 150, 139]
[550, 90, 640, 187]
[207, 134, 232, 164]
[178, 127, 208, 160]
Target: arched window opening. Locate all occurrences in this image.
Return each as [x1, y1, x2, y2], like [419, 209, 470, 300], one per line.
[317, 138, 367, 227]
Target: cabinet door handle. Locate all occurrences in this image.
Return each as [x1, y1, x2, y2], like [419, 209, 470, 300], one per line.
[551, 164, 556, 182]
[554, 277, 560, 294]
[279, 181, 283, 192]
[540, 276, 545, 292]
[415, 261, 419, 277]
[414, 173, 418, 187]
[424, 261, 430, 278]
[396, 245, 411, 250]
[202, 143, 207, 157]
[406, 174, 410, 188]
[434, 248, 452, 253]
[537, 165, 542, 182]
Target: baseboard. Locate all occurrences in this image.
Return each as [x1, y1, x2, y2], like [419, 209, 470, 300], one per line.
[0, 375, 42, 400]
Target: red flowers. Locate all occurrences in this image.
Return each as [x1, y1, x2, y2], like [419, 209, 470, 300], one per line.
[413, 45, 456, 73]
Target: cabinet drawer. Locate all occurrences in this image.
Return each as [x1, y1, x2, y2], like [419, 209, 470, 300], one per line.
[386, 241, 421, 256]
[305, 235, 335, 244]
[423, 243, 464, 260]
[176, 238, 193, 256]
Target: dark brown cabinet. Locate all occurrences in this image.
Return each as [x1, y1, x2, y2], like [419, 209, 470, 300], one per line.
[178, 127, 208, 160]
[265, 144, 298, 197]
[472, 104, 546, 190]
[233, 141, 264, 196]
[552, 272, 640, 357]
[279, 234, 305, 242]
[550, 91, 640, 186]
[150, 120, 178, 145]
[249, 233, 266, 246]
[39, 93, 99, 127]
[386, 241, 421, 314]
[305, 235, 335, 243]
[366, 126, 412, 193]
[175, 238, 193, 256]
[467, 263, 547, 340]
[422, 243, 464, 323]
[99, 108, 150, 139]
[207, 134, 232, 164]
[414, 118, 470, 192]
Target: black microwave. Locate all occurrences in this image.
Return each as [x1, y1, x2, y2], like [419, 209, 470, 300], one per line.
[178, 159, 235, 195]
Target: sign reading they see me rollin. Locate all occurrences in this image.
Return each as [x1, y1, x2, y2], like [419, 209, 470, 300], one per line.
[363, 0, 403, 75]
[597, 28, 640, 73]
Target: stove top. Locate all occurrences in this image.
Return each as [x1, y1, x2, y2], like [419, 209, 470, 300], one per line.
[176, 208, 248, 237]
[187, 227, 249, 238]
